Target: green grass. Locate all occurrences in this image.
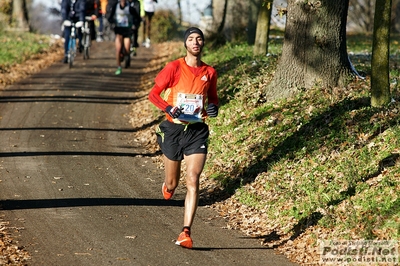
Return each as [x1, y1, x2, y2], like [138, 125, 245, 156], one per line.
[0, 31, 55, 72]
[203, 33, 400, 242]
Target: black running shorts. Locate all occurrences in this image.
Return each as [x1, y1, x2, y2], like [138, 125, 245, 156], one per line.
[114, 27, 132, 38]
[156, 120, 209, 161]
[145, 11, 155, 20]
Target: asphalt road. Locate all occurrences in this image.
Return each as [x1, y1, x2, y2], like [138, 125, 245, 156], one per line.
[0, 41, 298, 266]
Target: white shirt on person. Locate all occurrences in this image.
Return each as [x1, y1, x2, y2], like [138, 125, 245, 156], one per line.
[115, 3, 133, 27]
[143, 0, 156, 13]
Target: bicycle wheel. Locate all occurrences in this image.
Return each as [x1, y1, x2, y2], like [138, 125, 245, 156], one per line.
[84, 31, 90, 59]
[103, 20, 113, 41]
[68, 38, 75, 68]
[82, 32, 86, 60]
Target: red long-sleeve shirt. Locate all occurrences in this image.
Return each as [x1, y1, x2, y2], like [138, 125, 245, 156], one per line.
[148, 57, 218, 122]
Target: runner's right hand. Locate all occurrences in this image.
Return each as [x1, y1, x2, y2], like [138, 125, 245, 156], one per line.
[166, 106, 182, 118]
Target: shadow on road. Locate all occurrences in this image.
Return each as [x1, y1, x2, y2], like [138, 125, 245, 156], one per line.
[0, 198, 185, 210]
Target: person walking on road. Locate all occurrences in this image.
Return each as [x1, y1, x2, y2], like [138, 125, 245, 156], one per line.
[61, 0, 86, 64]
[96, 0, 109, 42]
[85, 0, 100, 41]
[129, 0, 141, 56]
[141, 0, 157, 48]
[148, 27, 219, 249]
[107, 0, 141, 75]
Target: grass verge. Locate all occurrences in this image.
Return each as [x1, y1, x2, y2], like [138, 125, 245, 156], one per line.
[0, 31, 59, 72]
[202, 34, 399, 264]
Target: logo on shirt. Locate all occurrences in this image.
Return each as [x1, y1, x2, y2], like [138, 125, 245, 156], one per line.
[201, 75, 207, 81]
[200, 145, 206, 149]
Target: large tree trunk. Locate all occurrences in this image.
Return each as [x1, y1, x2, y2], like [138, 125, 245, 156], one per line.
[371, 0, 392, 107]
[12, 0, 29, 31]
[253, 0, 273, 56]
[267, 0, 356, 101]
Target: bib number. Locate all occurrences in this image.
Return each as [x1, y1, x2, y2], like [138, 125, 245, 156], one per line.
[117, 14, 129, 27]
[176, 93, 203, 123]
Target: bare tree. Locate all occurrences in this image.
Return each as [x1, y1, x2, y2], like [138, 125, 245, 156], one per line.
[246, 0, 260, 45]
[392, 0, 400, 33]
[176, 0, 182, 26]
[253, 0, 273, 56]
[347, 0, 399, 33]
[371, 0, 392, 107]
[216, 0, 228, 34]
[348, 0, 375, 32]
[212, 0, 258, 43]
[11, 0, 30, 31]
[266, 0, 356, 101]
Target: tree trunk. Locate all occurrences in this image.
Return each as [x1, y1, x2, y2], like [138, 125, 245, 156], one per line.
[253, 0, 273, 56]
[176, 0, 182, 26]
[213, 0, 258, 43]
[267, 0, 356, 101]
[216, 0, 228, 34]
[371, 0, 392, 107]
[12, 0, 29, 31]
[246, 0, 259, 45]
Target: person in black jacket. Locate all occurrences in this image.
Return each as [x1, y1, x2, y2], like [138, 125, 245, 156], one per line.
[107, 0, 140, 75]
[129, 0, 141, 55]
[85, 0, 100, 41]
[61, 0, 86, 63]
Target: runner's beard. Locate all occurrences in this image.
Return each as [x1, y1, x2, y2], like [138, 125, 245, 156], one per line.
[187, 46, 202, 56]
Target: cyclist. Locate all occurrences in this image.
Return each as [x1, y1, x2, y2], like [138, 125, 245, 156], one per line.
[61, 0, 86, 64]
[107, 0, 141, 75]
[148, 27, 219, 249]
[85, 0, 100, 42]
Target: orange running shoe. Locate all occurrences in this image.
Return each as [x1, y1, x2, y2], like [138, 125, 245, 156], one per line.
[162, 182, 174, 200]
[175, 228, 193, 249]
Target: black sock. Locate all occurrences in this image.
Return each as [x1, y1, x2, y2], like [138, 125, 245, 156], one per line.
[183, 226, 190, 232]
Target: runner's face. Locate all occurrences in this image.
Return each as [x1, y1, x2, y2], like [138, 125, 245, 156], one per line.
[185, 33, 203, 56]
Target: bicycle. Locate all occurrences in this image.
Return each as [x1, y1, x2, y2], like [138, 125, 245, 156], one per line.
[63, 20, 83, 68]
[102, 16, 115, 41]
[81, 16, 94, 60]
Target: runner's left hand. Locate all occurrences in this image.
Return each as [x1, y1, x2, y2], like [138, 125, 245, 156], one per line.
[206, 103, 218, 117]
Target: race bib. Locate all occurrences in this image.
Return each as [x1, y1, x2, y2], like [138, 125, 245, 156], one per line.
[175, 93, 203, 123]
[117, 14, 129, 27]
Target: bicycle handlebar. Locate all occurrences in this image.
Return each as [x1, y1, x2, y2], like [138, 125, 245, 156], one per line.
[63, 20, 72, 27]
[75, 21, 84, 28]
[63, 20, 84, 28]
[85, 15, 96, 21]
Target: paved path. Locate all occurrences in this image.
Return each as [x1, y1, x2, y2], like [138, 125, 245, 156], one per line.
[0, 41, 298, 266]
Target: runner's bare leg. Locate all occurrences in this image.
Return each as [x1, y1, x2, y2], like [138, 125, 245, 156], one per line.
[183, 153, 206, 227]
[163, 155, 181, 190]
[115, 34, 122, 66]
